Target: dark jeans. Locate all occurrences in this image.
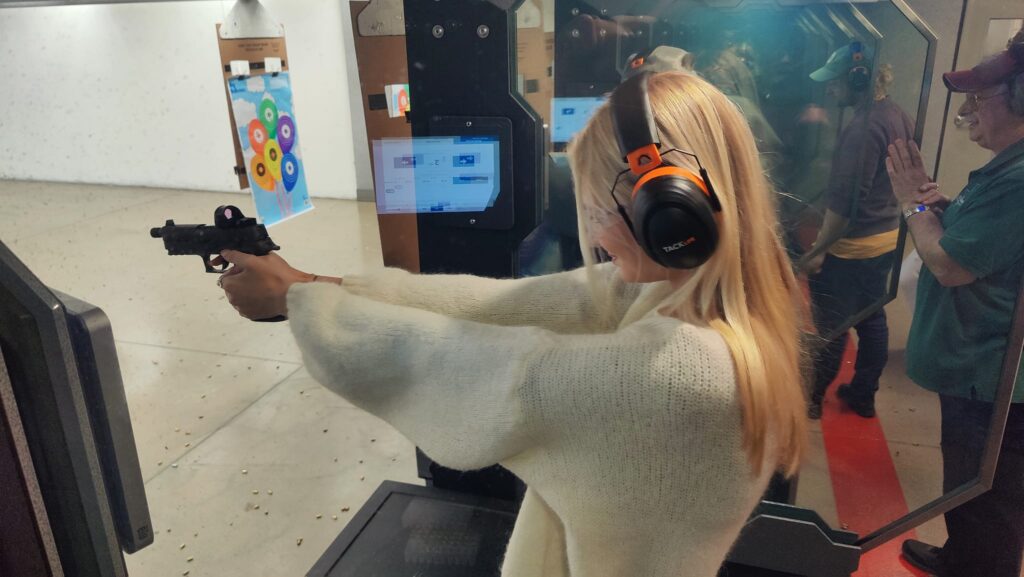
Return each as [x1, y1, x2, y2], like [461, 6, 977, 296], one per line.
[809, 252, 895, 401]
[938, 394, 1024, 577]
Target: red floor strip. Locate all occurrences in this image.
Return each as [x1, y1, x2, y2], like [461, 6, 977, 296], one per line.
[820, 341, 929, 577]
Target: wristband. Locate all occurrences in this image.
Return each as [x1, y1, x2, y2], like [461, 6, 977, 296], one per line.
[902, 204, 929, 221]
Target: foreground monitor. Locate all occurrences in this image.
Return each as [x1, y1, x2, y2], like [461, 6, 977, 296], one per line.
[0, 240, 151, 577]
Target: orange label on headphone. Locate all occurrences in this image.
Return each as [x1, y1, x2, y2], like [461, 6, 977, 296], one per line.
[627, 144, 663, 175]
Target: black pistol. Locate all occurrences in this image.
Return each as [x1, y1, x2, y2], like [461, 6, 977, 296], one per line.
[151, 205, 285, 322]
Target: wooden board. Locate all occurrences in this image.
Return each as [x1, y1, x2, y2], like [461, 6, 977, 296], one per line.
[215, 24, 290, 190]
[350, 1, 419, 272]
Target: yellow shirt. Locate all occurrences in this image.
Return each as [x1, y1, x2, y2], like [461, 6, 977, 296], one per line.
[828, 229, 899, 259]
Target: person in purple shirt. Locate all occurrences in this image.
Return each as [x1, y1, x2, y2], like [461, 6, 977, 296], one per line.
[798, 42, 915, 420]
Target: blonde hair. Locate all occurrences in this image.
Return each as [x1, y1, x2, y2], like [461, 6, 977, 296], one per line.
[874, 63, 894, 101]
[567, 72, 807, 477]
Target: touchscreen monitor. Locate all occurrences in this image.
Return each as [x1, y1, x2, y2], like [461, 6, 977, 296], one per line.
[374, 136, 501, 214]
[550, 97, 606, 144]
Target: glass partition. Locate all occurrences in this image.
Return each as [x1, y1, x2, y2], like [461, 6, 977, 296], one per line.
[512, 0, 993, 556]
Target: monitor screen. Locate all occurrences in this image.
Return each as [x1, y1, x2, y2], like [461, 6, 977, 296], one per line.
[550, 97, 606, 144]
[373, 136, 501, 214]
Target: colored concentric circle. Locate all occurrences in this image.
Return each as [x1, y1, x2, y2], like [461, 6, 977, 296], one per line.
[277, 115, 296, 154]
[281, 153, 300, 191]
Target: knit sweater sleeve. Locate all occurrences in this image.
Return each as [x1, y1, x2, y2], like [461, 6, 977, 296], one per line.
[338, 264, 638, 333]
[286, 281, 722, 473]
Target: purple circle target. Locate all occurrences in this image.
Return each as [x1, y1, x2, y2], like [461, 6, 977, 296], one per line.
[281, 153, 300, 191]
[277, 115, 296, 154]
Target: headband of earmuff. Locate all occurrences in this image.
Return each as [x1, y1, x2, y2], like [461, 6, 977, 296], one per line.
[608, 72, 721, 269]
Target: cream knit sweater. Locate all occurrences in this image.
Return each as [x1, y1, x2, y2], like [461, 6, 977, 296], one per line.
[287, 265, 772, 577]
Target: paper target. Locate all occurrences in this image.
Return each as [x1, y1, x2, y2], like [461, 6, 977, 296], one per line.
[228, 71, 312, 227]
[247, 119, 268, 155]
[281, 153, 300, 191]
[277, 115, 296, 154]
[250, 154, 276, 190]
[259, 99, 278, 138]
[398, 88, 409, 114]
[264, 139, 283, 181]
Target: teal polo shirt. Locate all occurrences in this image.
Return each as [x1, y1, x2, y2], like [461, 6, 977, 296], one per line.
[906, 137, 1024, 402]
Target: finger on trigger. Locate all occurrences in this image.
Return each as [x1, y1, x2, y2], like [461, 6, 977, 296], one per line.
[219, 249, 252, 266]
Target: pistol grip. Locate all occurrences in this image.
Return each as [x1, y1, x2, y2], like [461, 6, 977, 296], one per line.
[255, 315, 288, 323]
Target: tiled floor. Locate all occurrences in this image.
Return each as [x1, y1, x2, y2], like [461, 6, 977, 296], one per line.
[0, 179, 970, 576]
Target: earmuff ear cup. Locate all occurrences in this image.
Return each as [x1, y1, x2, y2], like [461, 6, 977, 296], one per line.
[848, 65, 871, 92]
[633, 174, 719, 269]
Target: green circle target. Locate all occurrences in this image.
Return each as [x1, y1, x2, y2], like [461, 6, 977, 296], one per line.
[259, 99, 278, 138]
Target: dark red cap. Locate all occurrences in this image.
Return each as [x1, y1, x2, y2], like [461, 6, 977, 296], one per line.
[943, 44, 1024, 92]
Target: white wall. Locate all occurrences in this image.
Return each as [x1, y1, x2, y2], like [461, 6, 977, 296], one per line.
[0, 0, 369, 199]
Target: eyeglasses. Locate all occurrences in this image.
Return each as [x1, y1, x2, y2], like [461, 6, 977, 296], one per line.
[965, 87, 1009, 109]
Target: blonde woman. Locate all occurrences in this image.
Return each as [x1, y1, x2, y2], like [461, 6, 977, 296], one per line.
[217, 71, 807, 576]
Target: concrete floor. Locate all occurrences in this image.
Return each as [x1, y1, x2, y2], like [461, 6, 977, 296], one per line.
[0, 179, 973, 576]
[2, 180, 419, 577]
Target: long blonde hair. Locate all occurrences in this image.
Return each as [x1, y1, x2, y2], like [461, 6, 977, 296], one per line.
[567, 72, 807, 477]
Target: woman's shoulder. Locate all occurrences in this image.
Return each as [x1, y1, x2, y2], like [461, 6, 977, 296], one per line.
[621, 315, 737, 391]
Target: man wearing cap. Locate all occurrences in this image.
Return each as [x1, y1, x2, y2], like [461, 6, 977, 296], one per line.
[888, 40, 1024, 577]
[799, 41, 915, 420]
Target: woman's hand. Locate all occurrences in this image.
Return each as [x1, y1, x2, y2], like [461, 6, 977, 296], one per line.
[215, 250, 315, 320]
[886, 139, 932, 206]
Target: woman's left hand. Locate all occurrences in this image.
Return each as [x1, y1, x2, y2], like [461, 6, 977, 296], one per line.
[886, 139, 931, 206]
[216, 250, 314, 320]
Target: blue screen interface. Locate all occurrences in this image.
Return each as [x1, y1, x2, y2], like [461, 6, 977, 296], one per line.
[550, 97, 606, 144]
[373, 136, 500, 214]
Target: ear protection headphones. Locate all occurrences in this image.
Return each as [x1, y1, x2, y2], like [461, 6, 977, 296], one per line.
[609, 71, 722, 269]
[847, 41, 871, 92]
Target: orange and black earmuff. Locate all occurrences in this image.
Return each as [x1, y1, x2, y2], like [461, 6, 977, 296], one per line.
[608, 71, 722, 269]
[848, 41, 871, 92]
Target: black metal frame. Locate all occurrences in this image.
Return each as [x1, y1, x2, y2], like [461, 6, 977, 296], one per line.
[306, 481, 520, 577]
[807, 0, 940, 342]
[405, 0, 544, 278]
[856, 281, 1024, 551]
[0, 240, 127, 576]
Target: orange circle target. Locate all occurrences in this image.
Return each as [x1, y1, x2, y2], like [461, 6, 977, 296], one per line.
[248, 119, 268, 155]
[250, 153, 276, 190]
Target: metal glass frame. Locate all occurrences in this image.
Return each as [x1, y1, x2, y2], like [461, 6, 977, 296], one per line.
[857, 282, 1024, 551]
[813, 0, 940, 342]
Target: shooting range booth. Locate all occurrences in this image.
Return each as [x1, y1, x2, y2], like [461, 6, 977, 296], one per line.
[2, 1, 1022, 576]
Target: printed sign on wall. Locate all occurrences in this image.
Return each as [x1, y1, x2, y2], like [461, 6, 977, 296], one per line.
[229, 72, 314, 226]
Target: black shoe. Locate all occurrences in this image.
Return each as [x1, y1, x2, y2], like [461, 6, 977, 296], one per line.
[836, 384, 876, 418]
[807, 401, 822, 420]
[807, 393, 824, 420]
[901, 539, 944, 576]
